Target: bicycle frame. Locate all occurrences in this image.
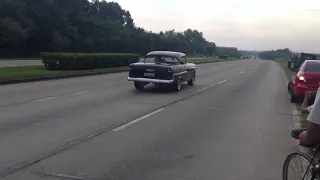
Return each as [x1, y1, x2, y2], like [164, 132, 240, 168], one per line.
[306, 145, 320, 180]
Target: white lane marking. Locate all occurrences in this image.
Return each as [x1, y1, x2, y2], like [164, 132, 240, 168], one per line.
[32, 91, 88, 103]
[217, 80, 227, 85]
[67, 91, 88, 96]
[241, 71, 245, 74]
[113, 108, 164, 132]
[189, 79, 228, 96]
[43, 172, 86, 180]
[32, 97, 59, 102]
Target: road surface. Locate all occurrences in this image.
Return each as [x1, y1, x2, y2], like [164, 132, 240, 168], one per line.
[0, 59, 298, 180]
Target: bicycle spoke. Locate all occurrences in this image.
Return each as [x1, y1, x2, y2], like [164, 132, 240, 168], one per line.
[287, 155, 314, 180]
[294, 156, 302, 179]
[289, 160, 299, 180]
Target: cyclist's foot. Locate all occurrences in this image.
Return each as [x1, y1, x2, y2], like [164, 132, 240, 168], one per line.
[291, 128, 307, 140]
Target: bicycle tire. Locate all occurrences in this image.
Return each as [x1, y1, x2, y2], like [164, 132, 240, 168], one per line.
[283, 152, 316, 180]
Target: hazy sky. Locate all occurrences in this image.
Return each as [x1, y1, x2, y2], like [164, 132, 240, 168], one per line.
[113, 0, 320, 52]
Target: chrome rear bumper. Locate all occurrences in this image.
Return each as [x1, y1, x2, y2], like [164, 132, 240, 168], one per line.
[127, 77, 174, 84]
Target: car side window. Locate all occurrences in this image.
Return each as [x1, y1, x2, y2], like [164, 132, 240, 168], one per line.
[298, 63, 304, 71]
[180, 56, 187, 64]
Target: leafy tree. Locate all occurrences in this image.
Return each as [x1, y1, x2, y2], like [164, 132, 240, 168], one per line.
[258, 48, 291, 60]
[0, 0, 237, 58]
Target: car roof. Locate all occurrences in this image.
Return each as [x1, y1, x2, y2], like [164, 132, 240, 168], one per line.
[145, 51, 186, 58]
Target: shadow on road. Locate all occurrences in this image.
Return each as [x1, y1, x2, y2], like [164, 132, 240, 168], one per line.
[130, 83, 194, 94]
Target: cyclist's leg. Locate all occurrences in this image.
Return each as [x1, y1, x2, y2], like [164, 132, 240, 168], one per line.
[291, 128, 307, 139]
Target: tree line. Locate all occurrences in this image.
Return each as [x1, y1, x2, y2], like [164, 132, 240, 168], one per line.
[0, 0, 238, 58]
[258, 48, 291, 60]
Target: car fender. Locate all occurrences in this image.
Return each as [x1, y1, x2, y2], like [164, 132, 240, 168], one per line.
[186, 63, 196, 70]
[173, 71, 187, 82]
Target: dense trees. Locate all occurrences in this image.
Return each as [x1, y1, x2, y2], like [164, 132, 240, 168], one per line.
[216, 47, 241, 57]
[258, 48, 291, 60]
[0, 0, 230, 58]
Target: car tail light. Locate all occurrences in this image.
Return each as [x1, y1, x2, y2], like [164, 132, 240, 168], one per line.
[298, 75, 306, 83]
[299, 76, 305, 81]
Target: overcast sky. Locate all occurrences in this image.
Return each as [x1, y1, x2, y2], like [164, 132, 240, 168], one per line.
[113, 0, 320, 52]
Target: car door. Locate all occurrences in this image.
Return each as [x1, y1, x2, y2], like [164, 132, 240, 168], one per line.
[179, 56, 189, 81]
[180, 56, 194, 81]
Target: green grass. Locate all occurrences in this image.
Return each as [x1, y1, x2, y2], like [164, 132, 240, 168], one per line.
[0, 57, 241, 84]
[296, 106, 309, 128]
[276, 59, 295, 80]
[276, 59, 308, 128]
[188, 57, 241, 63]
[0, 58, 41, 60]
[0, 65, 129, 82]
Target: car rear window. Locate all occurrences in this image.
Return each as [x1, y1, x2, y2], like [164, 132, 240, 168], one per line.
[144, 55, 179, 64]
[305, 61, 320, 72]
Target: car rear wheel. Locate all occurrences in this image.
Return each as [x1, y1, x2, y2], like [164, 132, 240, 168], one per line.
[173, 78, 182, 91]
[287, 81, 293, 94]
[290, 94, 298, 103]
[134, 82, 144, 90]
[188, 73, 195, 86]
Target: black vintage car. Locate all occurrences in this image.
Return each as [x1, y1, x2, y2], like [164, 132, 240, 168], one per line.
[127, 51, 196, 91]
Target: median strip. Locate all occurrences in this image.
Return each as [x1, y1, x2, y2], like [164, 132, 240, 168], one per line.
[0, 66, 129, 85]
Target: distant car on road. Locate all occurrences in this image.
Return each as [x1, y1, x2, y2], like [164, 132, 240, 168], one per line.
[127, 51, 196, 91]
[288, 60, 320, 103]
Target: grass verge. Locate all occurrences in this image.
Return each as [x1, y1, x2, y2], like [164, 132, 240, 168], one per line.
[0, 58, 41, 60]
[0, 57, 242, 85]
[0, 66, 129, 84]
[276, 59, 308, 128]
[189, 57, 241, 64]
[276, 58, 295, 80]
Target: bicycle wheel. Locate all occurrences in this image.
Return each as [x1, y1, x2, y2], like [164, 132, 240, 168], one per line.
[283, 152, 316, 180]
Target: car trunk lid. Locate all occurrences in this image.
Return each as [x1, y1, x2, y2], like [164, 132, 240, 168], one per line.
[130, 63, 172, 79]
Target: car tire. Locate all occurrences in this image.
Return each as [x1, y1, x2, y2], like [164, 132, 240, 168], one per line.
[188, 72, 195, 86]
[287, 81, 293, 94]
[173, 78, 182, 91]
[134, 82, 144, 90]
[290, 95, 298, 103]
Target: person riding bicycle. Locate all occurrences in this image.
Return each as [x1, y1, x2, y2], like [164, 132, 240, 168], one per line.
[291, 87, 320, 146]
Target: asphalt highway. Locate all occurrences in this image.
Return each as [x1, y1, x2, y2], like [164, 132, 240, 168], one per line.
[0, 59, 298, 180]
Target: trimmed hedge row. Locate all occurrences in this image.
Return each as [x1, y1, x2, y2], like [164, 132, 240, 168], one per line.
[40, 52, 140, 70]
[218, 55, 228, 59]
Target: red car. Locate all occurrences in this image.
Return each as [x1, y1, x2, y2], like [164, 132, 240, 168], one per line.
[289, 60, 320, 103]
